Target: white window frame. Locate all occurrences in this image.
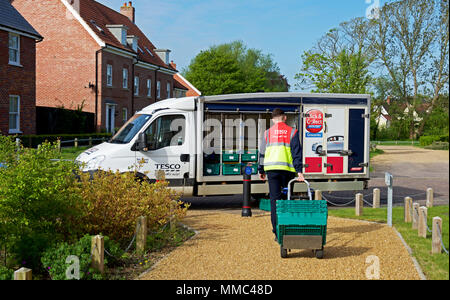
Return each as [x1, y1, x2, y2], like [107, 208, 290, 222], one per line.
[9, 95, 21, 134]
[147, 79, 152, 97]
[157, 81, 161, 99]
[106, 64, 113, 87]
[122, 107, 128, 122]
[166, 82, 171, 98]
[134, 76, 139, 96]
[122, 68, 128, 89]
[8, 33, 20, 66]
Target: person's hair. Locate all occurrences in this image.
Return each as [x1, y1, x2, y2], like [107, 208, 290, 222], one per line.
[272, 108, 286, 119]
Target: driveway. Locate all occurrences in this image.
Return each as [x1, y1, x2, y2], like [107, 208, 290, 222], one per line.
[139, 210, 421, 280]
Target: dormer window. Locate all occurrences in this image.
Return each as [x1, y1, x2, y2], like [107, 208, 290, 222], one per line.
[106, 24, 128, 45]
[126, 35, 139, 52]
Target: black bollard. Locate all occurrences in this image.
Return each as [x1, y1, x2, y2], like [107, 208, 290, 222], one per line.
[242, 165, 252, 217]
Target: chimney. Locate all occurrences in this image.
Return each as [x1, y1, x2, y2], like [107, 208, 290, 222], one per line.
[170, 61, 177, 69]
[120, 1, 135, 23]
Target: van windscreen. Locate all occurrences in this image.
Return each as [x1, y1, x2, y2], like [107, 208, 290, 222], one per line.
[109, 114, 152, 144]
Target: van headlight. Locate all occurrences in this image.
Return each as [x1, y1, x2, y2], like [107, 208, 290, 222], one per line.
[85, 155, 105, 171]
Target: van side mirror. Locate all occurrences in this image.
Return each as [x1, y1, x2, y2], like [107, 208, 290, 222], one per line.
[137, 132, 148, 152]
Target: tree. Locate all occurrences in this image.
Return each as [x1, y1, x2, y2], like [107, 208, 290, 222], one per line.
[295, 48, 371, 94]
[183, 41, 289, 95]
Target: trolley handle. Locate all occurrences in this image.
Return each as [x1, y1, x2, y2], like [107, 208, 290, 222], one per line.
[287, 178, 312, 201]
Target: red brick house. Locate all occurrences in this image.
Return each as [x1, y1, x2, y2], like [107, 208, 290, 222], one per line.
[12, 0, 178, 133]
[0, 0, 43, 135]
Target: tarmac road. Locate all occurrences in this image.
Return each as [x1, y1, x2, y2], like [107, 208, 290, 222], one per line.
[182, 145, 449, 209]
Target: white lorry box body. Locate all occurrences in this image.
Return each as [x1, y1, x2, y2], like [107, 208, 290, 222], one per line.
[76, 93, 371, 196]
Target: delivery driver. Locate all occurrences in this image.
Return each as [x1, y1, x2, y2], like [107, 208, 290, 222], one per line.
[258, 108, 304, 241]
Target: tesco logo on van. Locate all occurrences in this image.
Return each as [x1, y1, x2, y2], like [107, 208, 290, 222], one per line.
[306, 109, 323, 133]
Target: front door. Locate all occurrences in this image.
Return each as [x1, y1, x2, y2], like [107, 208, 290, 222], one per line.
[106, 104, 116, 134]
[137, 113, 190, 184]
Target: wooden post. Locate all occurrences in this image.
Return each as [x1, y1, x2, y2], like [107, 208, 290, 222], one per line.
[373, 188, 380, 208]
[412, 203, 419, 230]
[418, 206, 428, 238]
[404, 197, 412, 223]
[14, 267, 32, 280]
[89, 137, 93, 147]
[426, 188, 434, 208]
[314, 190, 322, 200]
[432, 217, 442, 254]
[91, 235, 104, 274]
[74, 138, 78, 148]
[355, 193, 363, 216]
[57, 138, 61, 153]
[136, 216, 148, 255]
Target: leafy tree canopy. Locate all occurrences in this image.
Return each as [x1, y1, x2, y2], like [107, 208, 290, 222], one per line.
[183, 41, 289, 95]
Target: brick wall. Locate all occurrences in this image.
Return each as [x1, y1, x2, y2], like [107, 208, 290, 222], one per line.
[0, 30, 37, 135]
[13, 0, 176, 133]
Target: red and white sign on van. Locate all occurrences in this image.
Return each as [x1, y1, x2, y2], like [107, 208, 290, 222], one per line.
[306, 109, 323, 136]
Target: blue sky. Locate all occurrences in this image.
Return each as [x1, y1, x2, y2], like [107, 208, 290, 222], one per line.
[97, 0, 378, 91]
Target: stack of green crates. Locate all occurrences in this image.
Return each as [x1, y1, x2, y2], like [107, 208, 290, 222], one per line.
[222, 163, 242, 175]
[276, 200, 328, 245]
[222, 150, 239, 162]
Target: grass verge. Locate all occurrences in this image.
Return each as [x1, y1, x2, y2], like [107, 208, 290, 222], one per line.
[60, 146, 89, 160]
[328, 205, 449, 280]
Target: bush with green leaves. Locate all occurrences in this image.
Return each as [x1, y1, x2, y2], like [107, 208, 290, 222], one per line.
[0, 266, 14, 280]
[41, 234, 122, 280]
[0, 141, 82, 270]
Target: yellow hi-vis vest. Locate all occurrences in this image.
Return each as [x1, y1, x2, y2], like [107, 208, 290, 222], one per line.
[263, 122, 297, 173]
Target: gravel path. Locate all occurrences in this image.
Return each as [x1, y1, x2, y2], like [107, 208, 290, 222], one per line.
[140, 209, 421, 280]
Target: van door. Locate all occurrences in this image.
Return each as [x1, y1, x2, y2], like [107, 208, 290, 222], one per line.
[137, 113, 190, 184]
[302, 106, 326, 174]
[324, 107, 346, 174]
[348, 108, 368, 174]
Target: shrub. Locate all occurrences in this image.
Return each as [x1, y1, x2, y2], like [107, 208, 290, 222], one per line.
[0, 266, 14, 280]
[74, 170, 189, 243]
[0, 141, 82, 270]
[41, 234, 122, 280]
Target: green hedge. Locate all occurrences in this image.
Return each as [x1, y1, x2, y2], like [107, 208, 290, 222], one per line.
[419, 134, 449, 146]
[15, 133, 113, 148]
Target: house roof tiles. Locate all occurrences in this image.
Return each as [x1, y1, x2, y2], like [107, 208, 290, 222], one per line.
[0, 0, 42, 39]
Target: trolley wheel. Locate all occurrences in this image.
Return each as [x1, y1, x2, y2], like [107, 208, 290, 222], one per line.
[314, 248, 324, 259]
[281, 246, 288, 258]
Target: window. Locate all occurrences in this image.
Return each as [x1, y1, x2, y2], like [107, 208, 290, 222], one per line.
[123, 68, 128, 89]
[147, 79, 152, 97]
[166, 82, 171, 98]
[9, 33, 20, 65]
[122, 107, 128, 122]
[134, 76, 139, 96]
[144, 115, 186, 150]
[156, 81, 161, 99]
[9, 95, 20, 133]
[106, 64, 113, 86]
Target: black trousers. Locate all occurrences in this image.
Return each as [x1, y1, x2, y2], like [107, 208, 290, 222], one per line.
[267, 170, 296, 236]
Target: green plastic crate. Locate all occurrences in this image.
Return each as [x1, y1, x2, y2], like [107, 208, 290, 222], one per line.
[222, 150, 239, 162]
[222, 163, 242, 175]
[204, 163, 220, 176]
[259, 199, 271, 211]
[276, 200, 328, 245]
[241, 151, 258, 162]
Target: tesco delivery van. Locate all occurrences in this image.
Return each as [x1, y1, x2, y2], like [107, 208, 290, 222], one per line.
[76, 92, 371, 197]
